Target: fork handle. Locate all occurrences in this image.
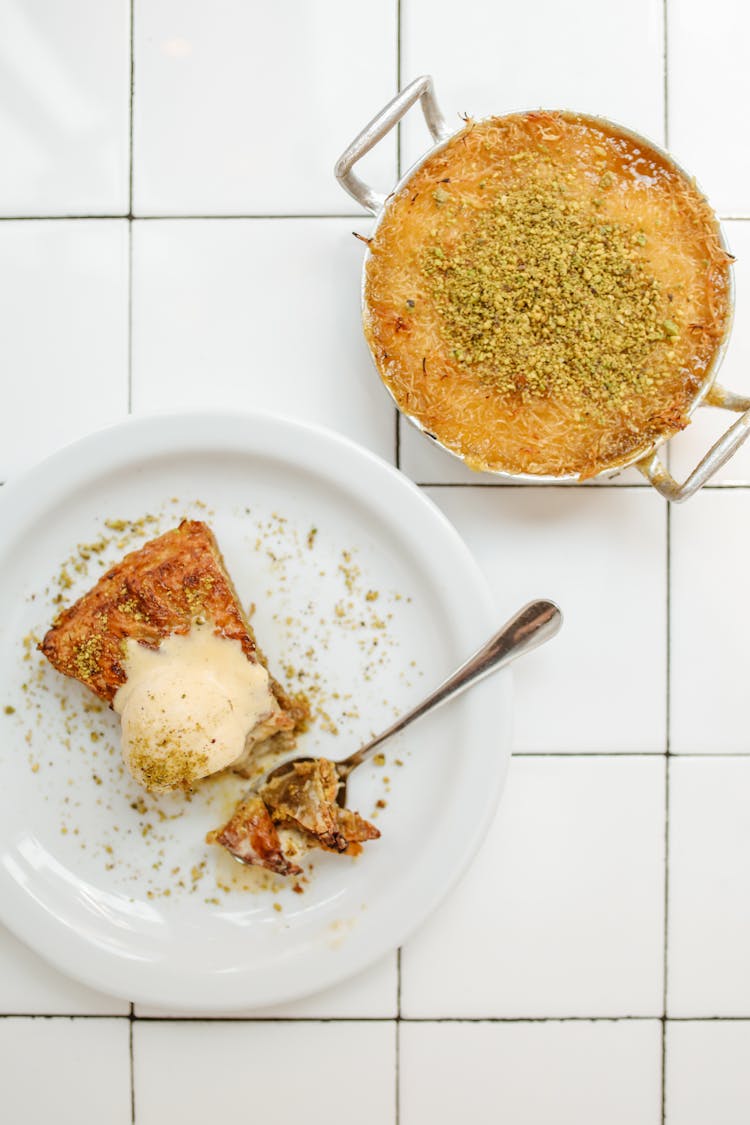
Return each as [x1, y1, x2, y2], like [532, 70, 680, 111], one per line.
[338, 599, 562, 777]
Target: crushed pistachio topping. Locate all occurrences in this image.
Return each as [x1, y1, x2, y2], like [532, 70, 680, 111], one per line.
[73, 635, 104, 682]
[127, 732, 210, 791]
[117, 595, 145, 621]
[421, 177, 678, 419]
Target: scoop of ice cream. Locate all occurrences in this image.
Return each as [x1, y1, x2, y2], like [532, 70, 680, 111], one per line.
[113, 626, 278, 792]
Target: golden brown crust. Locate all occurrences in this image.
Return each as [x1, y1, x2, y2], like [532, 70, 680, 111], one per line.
[206, 795, 302, 876]
[38, 520, 306, 730]
[40, 520, 257, 701]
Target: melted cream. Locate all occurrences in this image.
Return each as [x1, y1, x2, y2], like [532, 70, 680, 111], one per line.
[113, 624, 280, 793]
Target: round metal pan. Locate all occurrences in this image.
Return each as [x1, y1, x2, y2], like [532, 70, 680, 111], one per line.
[336, 75, 750, 501]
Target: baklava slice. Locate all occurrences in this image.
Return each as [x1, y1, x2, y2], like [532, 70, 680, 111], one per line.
[40, 520, 306, 793]
[206, 795, 302, 877]
[208, 758, 380, 873]
[261, 759, 380, 856]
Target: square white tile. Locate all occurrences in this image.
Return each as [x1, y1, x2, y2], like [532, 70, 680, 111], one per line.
[401, 757, 666, 1017]
[666, 1020, 750, 1125]
[0, 1017, 131, 1125]
[668, 759, 750, 1016]
[133, 1020, 395, 1124]
[131, 218, 395, 460]
[0, 0, 130, 215]
[135, 951, 397, 1019]
[0, 220, 129, 482]
[401, 0, 664, 171]
[0, 924, 128, 1015]
[133, 0, 397, 215]
[668, 222, 750, 486]
[670, 491, 750, 753]
[426, 487, 667, 753]
[669, 0, 750, 216]
[400, 1020, 662, 1125]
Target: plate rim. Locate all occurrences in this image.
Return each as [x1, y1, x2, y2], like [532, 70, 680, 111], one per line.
[0, 410, 512, 1010]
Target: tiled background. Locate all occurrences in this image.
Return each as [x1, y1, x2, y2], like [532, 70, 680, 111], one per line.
[1, 1, 748, 1122]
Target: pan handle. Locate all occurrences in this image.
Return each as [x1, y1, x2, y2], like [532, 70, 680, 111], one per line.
[636, 383, 750, 501]
[335, 75, 451, 214]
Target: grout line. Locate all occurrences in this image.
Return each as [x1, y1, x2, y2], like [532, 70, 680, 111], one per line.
[655, 751, 750, 757]
[665, 506, 672, 758]
[129, 0, 135, 217]
[127, 1015, 399, 1023]
[0, 214, 128, 221]
[398, 1016, 661, 1023]
[513, 751, 666, 758]
[127, 222, 133, 413]
[662, 1014, 667, 1125]
[2, 1012, 749, 1022]
[0, 213, 369, 222]
[127, 0, 135, 414]
[64, 1014, 666, 1023]
[397, 943, 402, 1123]
[129, 1004, 135, 1125]
[397, 947, 403, 1017]
[667, 1016, 750, 1022]
[395, 1018, 401, 1124]
[0, 1013, 133, 1020]
[396, 0, 403, 178]
[514, 751, 750, 757]
[135, 213, 369, 221]
[662, 500, 672, 1125]
[122, 1014, 667, 1024]
[394, 0, 403, 478]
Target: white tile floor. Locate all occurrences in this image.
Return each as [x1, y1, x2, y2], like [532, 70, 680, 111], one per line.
[400, 1020, 664, 1125]
[0, 219, 129, 481]
[133, 1021, 396, 1125]
[0, 1018, 132, 1125]
[401, 757, 666, 1019]
[130, 218, 395, 457]
[665, 1021, 750, 1125]
[1, 0, 748, 1121]
[0, 0, 130, 215]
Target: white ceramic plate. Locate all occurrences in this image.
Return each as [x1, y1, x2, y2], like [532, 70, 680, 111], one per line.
[0, 412, 511, 1011]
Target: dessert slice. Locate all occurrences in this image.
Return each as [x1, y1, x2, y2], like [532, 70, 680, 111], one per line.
[206, 795, 302, 877]
[40, 520, 306, 792]
[261, 759, 380, 856]
[207, 758, 380, 873]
